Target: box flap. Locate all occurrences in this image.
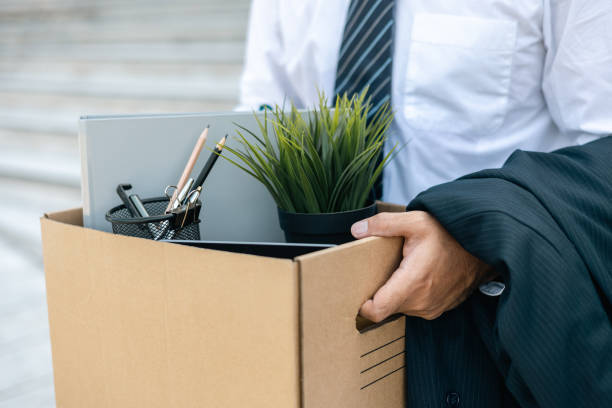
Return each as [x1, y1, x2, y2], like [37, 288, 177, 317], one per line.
[297, 236, 406, 407]
[376, 201, 407, 213]
[43, 207, 84, 226]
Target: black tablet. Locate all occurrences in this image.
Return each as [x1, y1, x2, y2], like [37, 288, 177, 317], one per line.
[165, 240, 335, 259]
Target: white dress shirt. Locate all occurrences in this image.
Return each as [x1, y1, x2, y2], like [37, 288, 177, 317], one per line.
[237, 0, 612, 204]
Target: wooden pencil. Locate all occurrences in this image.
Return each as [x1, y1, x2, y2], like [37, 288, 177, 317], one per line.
[165, 126, 209, 212]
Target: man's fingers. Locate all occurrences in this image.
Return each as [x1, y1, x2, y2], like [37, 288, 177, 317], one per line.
[359, 285, 400, 323]
[359, 268, 408, 322]
[351, 211, 426, 239]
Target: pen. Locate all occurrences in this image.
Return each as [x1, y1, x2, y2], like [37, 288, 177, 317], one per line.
[165, 186, 202, 240]
[188, 186, 202, 205]
[192, 134, 227, 192]
[166, 126, 209, 212]
[129, 193, 166, 240]
[172, 178, 194, 210]
[129, 194, 149, 217]
[116, 184, 139, 217]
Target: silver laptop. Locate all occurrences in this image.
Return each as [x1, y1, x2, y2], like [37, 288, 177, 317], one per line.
[79, 111, 287, 242]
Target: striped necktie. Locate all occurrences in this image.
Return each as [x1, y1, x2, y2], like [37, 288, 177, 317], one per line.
[335, 0, 395, 198]
[334, 0, 395, 119]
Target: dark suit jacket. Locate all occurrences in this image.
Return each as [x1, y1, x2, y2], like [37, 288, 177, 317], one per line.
[403, 136, 612, 407]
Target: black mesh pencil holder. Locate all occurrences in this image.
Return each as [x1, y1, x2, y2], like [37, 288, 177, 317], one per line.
[105, 196, 202, 241]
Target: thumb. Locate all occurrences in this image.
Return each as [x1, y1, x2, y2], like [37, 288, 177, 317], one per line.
[351, 212, 419, 239]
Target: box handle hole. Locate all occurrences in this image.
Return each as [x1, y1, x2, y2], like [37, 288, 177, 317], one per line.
[356, 313, 403, 333]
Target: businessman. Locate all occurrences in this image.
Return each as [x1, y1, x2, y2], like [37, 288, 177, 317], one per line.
[238, 0, 612, 406]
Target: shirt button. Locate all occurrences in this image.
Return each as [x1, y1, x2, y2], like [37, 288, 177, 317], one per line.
[445, 391, 460, 407]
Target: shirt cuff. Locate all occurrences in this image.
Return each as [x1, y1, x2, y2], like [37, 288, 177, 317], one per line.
[478, 281, 506, 297]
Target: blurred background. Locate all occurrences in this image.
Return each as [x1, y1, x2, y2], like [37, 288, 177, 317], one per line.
[0, 0, 249, 406]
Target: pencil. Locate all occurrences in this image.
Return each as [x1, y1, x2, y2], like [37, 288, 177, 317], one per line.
[165, 126, 209, 212]
[192, 134, 227, 191]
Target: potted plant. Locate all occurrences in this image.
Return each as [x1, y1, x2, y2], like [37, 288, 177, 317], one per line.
[222, 90, 397, 244]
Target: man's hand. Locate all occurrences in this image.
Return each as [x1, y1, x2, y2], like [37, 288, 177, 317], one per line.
[351, 211, 492, 322]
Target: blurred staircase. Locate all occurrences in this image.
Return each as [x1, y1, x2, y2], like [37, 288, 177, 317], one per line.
[0, 0, 249, 406]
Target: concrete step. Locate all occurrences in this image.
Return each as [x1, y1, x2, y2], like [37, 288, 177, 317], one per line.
[0, 345, 54, 407]
[0, 141, 79, 187]
[0, 383, 54, 408]
[0, 91, 235, 116]
[0, 92, 236, 135]
[0, 229, 55, 407]
[0, 60, 242, 78]
[0, 0, 249, 19]
[0, 230, 41, 274]
[0, 128, 76, 153]
[0, 176, 81, 260]
[0, 18, 247, 44]
[0, 68, 240, 101]
[0, 41, 245, 63]
[0, 128, 79, 188]
[0, 108, 81, 135]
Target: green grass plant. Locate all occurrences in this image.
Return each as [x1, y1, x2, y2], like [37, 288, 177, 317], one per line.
[220, 90, 397, 213]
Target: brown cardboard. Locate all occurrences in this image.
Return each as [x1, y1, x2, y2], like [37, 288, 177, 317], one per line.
[41, 205, 406, 408]
[298, 237, 405, 408]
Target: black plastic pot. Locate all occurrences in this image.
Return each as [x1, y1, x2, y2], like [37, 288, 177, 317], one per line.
[277, 202, 378, 245]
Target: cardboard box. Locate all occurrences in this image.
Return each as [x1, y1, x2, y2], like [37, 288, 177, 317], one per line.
[41, 203, 407, 408]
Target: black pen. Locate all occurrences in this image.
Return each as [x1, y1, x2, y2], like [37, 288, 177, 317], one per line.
[192, 135, 227, 191]
[116, 184, 139, 217]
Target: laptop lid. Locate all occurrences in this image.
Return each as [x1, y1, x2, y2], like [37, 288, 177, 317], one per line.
[79, 111, 286, 242]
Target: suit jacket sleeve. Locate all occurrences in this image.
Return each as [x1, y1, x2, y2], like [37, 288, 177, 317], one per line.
[407, 136, 612, 407]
